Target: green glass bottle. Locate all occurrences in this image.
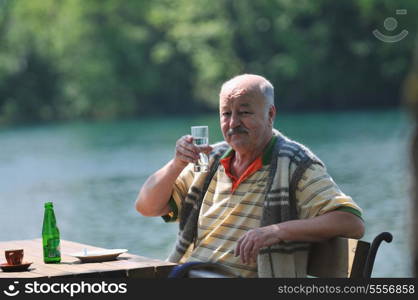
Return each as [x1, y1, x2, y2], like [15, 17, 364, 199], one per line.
[42, 202, 61, 263]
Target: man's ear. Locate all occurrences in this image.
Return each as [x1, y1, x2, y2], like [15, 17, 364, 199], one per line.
[268, 105, 276, 126]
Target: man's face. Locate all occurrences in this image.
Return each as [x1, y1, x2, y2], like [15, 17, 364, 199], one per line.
[219, 90, 274, 153]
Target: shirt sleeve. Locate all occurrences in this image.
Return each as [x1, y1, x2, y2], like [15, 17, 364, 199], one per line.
[296, 163, 363, 219]
[161, 163, 195, 222]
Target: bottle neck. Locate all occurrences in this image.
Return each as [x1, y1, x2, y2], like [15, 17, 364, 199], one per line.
[43, 208, 57, 227]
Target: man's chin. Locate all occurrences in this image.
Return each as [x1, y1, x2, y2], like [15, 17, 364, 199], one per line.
[227, 135, 243, 143]
[228, 138, 249, 150]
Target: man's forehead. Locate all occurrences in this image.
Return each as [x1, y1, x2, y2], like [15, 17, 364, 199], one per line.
[220, 99, 251, 108]
[220, 89, 262, 105]
[220, 97, 255, 109]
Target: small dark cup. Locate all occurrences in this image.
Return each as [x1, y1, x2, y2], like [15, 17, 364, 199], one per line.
[5, 249, 24, 265]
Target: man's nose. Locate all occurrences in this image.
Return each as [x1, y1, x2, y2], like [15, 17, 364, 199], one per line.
[230, 112, 241, 128]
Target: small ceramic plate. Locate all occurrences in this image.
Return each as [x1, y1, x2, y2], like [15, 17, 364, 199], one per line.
[68, 249, 128, 263]
[0, 262, 33, 272]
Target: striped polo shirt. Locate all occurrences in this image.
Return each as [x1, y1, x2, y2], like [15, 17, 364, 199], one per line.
[168, 137, 362, 277]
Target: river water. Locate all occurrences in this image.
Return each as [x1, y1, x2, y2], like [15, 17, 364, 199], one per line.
[0, 109, 413, 277]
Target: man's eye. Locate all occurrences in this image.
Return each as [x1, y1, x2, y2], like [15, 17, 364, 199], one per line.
[240, 111, 251, 115]
[222, 112, 231, 116]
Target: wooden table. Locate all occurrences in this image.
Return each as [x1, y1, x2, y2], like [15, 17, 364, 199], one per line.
[0, 239, 177, 278]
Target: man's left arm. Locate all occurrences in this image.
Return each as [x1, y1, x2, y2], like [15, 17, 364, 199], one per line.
[235, 210, 364, 265]
[235, 163, 365, 264]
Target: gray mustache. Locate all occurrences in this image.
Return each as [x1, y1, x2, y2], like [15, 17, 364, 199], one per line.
[227, 127, 248, 136]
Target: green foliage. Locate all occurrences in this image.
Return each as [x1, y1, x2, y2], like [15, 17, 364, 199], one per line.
[0, 0, 417, 124]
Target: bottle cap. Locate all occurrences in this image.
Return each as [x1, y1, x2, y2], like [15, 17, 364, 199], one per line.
[44, 202, 53, 208]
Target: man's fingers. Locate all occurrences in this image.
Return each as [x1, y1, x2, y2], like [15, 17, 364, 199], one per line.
[184, 142, 204, 156]
[237, 234, 253, 265]
[177, 143, 199, 160]
[175, 135, 212, 165]
[235, 230, 265, 264]
[250, 247, 259, 263]
[178, 136, 198, 152]
[176, 146, 198, 163]
[175, 135, 200, 164]
[235, 236, 243, 257]
[241, 240, 255, 265]
[184, 135, 194, 143]
[238, 239, 248, 264]
[200, 145, 213, 154]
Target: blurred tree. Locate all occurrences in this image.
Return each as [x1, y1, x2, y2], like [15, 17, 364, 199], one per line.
[220, 0, 418, 110]
[0, 0, 417, 123]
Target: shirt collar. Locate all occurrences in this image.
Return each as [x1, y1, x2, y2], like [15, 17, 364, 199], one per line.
[220, 135, 277, 166]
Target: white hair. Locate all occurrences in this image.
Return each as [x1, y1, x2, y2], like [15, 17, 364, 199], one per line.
[259, 78, 274, 107]
[220, 74, 275, 108]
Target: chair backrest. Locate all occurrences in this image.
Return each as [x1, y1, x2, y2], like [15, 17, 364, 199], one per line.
[308, 232, 393, 278]
[307, 237, 370, 278]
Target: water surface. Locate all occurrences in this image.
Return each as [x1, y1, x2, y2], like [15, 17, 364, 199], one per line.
[0, 109, 413, 277]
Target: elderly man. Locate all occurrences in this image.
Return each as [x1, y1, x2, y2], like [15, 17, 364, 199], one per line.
[135, 74, 364, 278]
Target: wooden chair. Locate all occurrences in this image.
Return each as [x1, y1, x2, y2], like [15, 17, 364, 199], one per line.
[307, 232, 393, 278]
[181, 232, 393, 278]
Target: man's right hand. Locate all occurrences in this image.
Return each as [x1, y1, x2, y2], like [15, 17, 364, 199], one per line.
[173, 135, 213, 169]
[136, 135, 213, 217]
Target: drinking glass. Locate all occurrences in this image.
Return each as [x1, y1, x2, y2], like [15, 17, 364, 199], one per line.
[191, 126, 209, 172]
